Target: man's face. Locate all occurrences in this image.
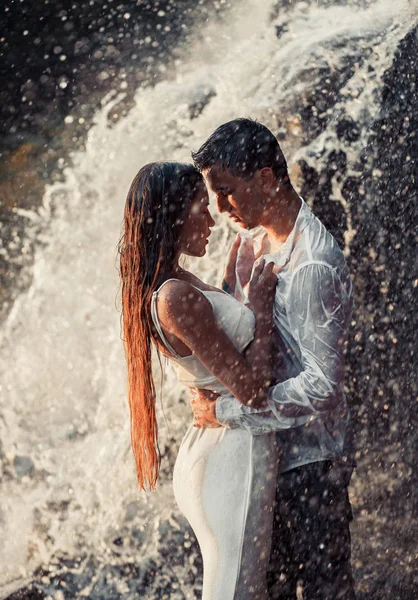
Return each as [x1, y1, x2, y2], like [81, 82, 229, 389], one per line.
[204, 167, 266, 230]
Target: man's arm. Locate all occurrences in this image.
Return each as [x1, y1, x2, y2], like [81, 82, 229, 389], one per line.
[215, 263, 352, 433]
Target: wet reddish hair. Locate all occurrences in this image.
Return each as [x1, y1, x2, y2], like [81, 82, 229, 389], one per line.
[118, 162, 203, 490]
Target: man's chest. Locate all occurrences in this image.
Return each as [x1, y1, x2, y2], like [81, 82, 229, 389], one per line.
[271, 272, 304, 373]
[273, 270, 291, 317]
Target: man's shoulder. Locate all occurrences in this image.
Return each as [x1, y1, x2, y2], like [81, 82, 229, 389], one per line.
[292, 215, 353, 301]
[298, 212, 347, 270]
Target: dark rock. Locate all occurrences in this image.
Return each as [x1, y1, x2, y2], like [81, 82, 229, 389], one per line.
[298, 158, 347, 249]
[296, 25, 418, 535]
[336, 116, 361, 143]
[355, 26, 418, 455]
[13, 456, 35, 479]
[33, 553, 101, 598]
[296, 50, 361, 140]
[295, 26, 417, 530]
[275, 23, 289, 39]
[0, 1, 223, 140]
[271, 0, 375, 16]
[25, 540, 201, 598]
[188, 86, 217, 120]
[5, 585, 46, 600]
[326, 149, 348, 176]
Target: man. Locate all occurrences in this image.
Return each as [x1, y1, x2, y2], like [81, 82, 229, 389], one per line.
[190, 118, 357, 599]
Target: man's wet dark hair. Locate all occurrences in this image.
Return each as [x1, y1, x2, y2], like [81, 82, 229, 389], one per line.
[192, 118, 289, 182]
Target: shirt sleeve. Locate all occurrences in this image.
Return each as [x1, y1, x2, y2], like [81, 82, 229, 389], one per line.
[216, 392, 306, 434]
[216, 263, 352, 433]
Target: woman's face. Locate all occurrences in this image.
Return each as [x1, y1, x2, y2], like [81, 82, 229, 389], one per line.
[178, 182, 215, 257]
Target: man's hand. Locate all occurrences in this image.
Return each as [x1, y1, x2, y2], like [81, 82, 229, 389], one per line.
[190, 388, 222, 428]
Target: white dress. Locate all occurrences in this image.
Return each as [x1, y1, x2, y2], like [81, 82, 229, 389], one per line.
[151, 281, 279, 600]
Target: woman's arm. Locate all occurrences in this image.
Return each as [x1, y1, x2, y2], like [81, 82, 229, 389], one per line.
[156, 261, 276, 408]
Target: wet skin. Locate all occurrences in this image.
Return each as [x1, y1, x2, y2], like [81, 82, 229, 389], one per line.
[178, 181, 216, 258]
[204, 166, 270, 230]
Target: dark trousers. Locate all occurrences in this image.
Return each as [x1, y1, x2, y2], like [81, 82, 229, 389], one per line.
[267, 460, 357, 600]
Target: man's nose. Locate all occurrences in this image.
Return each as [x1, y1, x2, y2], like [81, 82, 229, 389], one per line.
[216, 194, 230, 214]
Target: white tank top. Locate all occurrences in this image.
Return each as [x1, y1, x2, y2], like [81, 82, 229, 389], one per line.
[150, 279, 256, 393]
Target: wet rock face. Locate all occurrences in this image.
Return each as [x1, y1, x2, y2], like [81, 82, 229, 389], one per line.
[295, 25, 418, 454]
[292, 24, 418, 596]
[6, 587, 45, 600]
[0, 0, 222, 140]
[361, 26, 418, 441]
[299, 158, 348, 249]
[336, 116, 361, 143]
[297, 46, 366, 141]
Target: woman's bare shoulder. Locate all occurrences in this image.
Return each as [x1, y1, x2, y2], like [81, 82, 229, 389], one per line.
[155, 278, 210, 326]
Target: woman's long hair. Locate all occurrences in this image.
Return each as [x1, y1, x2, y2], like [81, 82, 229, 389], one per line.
[118, 162, 203, 490]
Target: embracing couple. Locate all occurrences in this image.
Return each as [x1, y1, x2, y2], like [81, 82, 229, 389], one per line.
[119, 119, 357, 599]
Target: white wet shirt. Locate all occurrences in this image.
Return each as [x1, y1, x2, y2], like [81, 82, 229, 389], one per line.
[216, 199, 355, 473]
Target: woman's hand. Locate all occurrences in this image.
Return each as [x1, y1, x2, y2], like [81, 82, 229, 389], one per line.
[236, 234, 256, 290]
[247, 258, 277, 318]
[222, 233, 255, 296]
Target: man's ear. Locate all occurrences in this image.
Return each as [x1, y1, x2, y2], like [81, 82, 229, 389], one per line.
[259, 167, 275, 193]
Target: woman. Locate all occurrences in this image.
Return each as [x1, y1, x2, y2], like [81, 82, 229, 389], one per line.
[119, 162, 279, 599]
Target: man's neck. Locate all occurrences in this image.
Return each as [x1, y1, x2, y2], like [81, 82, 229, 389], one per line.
[261, 188, 301, 254]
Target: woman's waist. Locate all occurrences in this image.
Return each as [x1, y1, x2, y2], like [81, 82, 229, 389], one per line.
[179, 419, 249, 450]
[177, 374, 229, 394]
[175, 421, 279, 476]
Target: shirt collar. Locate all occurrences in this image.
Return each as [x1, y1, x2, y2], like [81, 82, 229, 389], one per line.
[264, 197, 313, 267]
